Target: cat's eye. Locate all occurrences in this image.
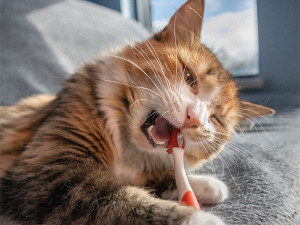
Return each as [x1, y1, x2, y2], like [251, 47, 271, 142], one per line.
[211, 115, 224, 127]
[183, 68, 195, 86]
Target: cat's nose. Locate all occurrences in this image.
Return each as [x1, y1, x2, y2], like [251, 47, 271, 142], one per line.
[182, 107, 201, 128]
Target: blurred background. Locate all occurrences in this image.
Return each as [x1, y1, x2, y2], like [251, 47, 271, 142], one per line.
[0, 0, 299, 109]
[86, 0, 300, 108]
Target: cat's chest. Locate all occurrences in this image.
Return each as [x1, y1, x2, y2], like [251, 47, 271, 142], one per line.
[113, 146, 174, 185]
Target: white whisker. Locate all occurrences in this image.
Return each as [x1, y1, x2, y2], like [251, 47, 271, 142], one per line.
[99, 78, 166, 102]
[129, 99, 164, 109]
[109, 54, 165, 97]
[145, 41, 172, 89]
[128, 42, 163, 89]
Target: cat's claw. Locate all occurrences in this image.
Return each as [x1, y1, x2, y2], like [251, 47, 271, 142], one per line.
[182, 211, 225, 225]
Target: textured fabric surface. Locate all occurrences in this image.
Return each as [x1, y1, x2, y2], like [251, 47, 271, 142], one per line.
[1, 0, 299, 224]
[201, 108, 300, 224]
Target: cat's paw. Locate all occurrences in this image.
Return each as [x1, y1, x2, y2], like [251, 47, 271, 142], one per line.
[188, 175, 228, 205]
[182, 211, 225, 225]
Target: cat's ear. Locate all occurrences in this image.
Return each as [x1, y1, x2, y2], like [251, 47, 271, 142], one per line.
[154, 0, 205, 42]
[239, 101, 275, 120]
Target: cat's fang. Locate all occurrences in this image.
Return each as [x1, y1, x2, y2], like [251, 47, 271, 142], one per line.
[147, 125, 154, 134]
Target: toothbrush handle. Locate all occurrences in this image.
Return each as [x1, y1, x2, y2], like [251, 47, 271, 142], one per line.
[172, 147, 201, 210]
[181, 190, 201, 210]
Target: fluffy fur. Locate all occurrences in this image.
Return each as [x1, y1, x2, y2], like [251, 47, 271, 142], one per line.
[0, 0, 274, 224]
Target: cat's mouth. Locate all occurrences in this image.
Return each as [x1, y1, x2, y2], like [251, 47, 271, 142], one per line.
[141, 111, 174, 148]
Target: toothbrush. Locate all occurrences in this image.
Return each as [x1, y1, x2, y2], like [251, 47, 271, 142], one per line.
[166, 128, 201, 210]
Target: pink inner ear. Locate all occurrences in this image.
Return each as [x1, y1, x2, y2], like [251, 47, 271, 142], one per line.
[150, 117, 173, 142]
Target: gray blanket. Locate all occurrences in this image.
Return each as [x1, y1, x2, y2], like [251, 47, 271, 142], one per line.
[1, 0, 299, 224]
[202, 109, 300, 224]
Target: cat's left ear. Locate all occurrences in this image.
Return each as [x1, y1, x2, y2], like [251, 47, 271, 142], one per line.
[154, 0, 205, 42]
[239, 101, 275, 120]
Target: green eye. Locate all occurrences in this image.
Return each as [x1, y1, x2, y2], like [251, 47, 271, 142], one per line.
[183, 68, 195, 86]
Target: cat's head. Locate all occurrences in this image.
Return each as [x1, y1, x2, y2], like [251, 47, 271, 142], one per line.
[99, 0, 274, 166]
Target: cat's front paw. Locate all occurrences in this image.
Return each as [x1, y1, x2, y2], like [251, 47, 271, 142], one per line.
[182, 211, 225, 225]
[189, 175, 228, 205]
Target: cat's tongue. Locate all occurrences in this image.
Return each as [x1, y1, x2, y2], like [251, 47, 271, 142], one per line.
[150, 117, 173, 144]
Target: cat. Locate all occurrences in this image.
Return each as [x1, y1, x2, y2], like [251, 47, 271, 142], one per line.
[0, 0, 274, 224]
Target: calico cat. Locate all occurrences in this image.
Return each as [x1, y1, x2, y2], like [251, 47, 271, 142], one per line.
[0, 0, 274, 224]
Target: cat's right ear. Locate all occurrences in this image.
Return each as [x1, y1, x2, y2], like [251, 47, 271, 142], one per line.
[153, 0, 205, 43]
[239, 101, 275, 120]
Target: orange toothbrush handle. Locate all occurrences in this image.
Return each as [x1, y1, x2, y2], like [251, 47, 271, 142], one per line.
[181, 190, 201, 210]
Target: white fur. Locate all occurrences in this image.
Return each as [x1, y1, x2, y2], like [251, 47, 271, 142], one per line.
[161, 175, 228, 205]
[189, 175, 228, 204]
[114, 143, 174, 184]
[182, 211, 225, 225]
[157, 81, 220, 137]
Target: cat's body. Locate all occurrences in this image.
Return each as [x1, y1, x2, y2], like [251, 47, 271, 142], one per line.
[0, 0, 274, 224]
[0, 63, 225, 225]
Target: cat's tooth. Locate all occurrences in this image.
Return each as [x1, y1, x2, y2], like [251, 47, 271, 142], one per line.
[146, 125, 165, 145]
[155, 140, 166, 145]
[147, 125, 154, 134]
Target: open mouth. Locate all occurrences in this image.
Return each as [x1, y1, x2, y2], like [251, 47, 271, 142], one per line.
[141, 111, 174, 148]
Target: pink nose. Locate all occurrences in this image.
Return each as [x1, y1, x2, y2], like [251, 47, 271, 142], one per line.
[182, 107, 201, 128]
